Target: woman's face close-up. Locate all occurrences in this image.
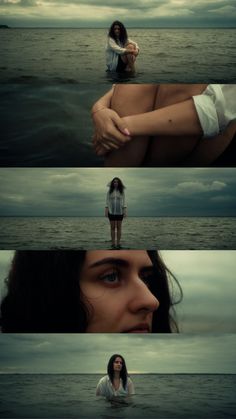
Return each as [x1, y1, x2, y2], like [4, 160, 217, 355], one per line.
[79, 251, 159, 333]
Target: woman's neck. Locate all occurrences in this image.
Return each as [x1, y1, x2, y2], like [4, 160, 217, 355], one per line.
[113, 371, 120, 379]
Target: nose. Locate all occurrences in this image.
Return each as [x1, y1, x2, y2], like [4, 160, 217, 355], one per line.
[128, 277, 159, 314]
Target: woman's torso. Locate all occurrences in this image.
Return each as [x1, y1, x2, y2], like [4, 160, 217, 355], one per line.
[107, 190, 125, 215]
[97, 375, 130, 397]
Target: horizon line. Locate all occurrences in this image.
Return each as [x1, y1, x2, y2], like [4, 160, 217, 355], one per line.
[1, 26, 236, 30]
[1, 372, 235, 375]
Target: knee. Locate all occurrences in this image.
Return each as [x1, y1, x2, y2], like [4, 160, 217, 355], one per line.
[110, 224, 116, 231]
[156, 85, 185, 107]
[156, 84, 207, 108]
[126, 43, 136, 51]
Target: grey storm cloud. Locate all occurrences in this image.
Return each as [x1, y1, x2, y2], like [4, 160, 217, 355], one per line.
[0, 168, 236, 216]
[0, 334, 236, 373]
[0, 0, 235, 26]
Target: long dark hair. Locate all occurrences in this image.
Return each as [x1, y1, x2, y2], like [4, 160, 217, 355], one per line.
[107, 354, 128, 390]
[148, 251, 182, 332]
[109, 177, 125, 194]
[0, 251, 88, 332]
[108, 21, 128, 46]
[0, 250, 182, 332]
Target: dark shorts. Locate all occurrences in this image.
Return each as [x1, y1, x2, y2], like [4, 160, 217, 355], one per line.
[116, 55, 127, 72]
[108, 212, 124, 221]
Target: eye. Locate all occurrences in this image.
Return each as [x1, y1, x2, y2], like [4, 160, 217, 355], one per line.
[99, 270, 120, 284]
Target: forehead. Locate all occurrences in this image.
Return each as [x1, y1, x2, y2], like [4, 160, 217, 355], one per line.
[84, 251, 152, 268]
[114, 25, 120, 29]
[114, 357, 123, 362]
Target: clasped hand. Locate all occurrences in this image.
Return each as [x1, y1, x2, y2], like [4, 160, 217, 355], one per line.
[92, 108, 131, 156]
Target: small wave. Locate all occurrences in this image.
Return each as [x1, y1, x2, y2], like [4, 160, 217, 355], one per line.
[155, 52, 168, 57]
[53, 77, 79, 84]
[7, 75, 39, 83]
[4, 75, 80, 86]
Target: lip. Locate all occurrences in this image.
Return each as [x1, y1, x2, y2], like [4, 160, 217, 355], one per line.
[122, 323, 151, 333]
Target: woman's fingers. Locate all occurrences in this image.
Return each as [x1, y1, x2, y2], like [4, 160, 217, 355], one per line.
[92, 132, 119, 152]
[92, 108, 132, 145]
[112, 114, 131, 139]
[93, 139, 119, 155]
[95, 144, 109, 156]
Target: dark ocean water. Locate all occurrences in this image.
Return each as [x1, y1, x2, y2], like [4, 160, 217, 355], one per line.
[0, 216, 235, 249]
[1, 28, 236, 84]
[1, 28, 236, 167]
[0, 373, 235, 418]
[0, 83, 103, 167]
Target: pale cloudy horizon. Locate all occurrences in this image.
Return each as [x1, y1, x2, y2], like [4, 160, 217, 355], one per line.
[0, 334, 236, 374]
[0, 0, 235, 28]
[0, 168, 236, 217]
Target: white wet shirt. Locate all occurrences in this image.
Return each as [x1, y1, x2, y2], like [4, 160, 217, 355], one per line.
[106, 190, 126, 215]
[96, 375, 135, 398]
[192, 84, 236, 137]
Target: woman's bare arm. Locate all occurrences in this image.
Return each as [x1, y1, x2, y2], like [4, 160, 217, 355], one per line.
[93, 97, 204, 155]
[122, 99, 203, 138]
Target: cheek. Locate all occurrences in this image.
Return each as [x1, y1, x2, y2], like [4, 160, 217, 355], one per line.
[85, 294, 127, 332]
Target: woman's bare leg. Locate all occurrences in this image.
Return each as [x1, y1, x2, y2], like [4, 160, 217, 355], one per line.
[184, 121, 236, 166]
[104, 84, 158, 167]
[120, 43, 137, 68]
[110, 220, 116, 246]
[117, 220, 122, 247]
[144, 84, 208, 166]
[121, 43, 137, 72]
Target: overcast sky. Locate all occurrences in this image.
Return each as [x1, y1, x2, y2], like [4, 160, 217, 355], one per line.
[0, 250, 236, 333]
[0, 0, 235, 28]
[0, 333, 235, 374]
[0, 168, 236, 217]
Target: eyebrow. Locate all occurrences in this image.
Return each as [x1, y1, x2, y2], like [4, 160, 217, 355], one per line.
[88, 258, 154, 271]
[88, 258, 129, 269]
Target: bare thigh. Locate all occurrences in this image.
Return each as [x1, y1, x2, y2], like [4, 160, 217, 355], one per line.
[109, 220, 116, 229]
[116, 220, 122, 229]
[185, 121, 236, 166]
[145, 84, 208, 166]
[105, 84, 158, 167]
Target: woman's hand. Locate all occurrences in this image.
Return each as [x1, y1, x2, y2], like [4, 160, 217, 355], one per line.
[92, 108, 131, 155]
[105, 208, 109, 217]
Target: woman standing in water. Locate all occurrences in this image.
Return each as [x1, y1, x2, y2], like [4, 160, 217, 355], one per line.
[105, 177, 127, 248]
[106, 21, 139, 73]
[96, 354, 135, 398]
